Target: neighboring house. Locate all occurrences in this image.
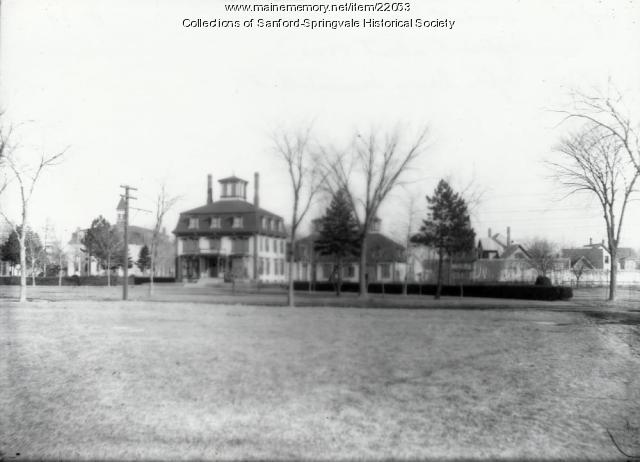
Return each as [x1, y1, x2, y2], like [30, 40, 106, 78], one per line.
[66, 200, 174, 277]
[477, 227, 528, 260]
[617, 247, 639, 270]
[563, 239, 638, 271]
[292, 217, 407, 283]
[173, 173, 287, 283]
[562, 241, 611, 270]
[67, 228, 100, 276]
[115, 198, 174, 277]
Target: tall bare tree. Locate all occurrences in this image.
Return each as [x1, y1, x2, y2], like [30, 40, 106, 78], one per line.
[149, 183, 179, 295]
[323, 126, 429, 297]
[557, 85, 640, 172]
[525, 237, 558, 278]
[0, 125, 65, 302]
[273, 126, 325, 307]
[549, 125, 639, 300]
[392, 189, 423, 295]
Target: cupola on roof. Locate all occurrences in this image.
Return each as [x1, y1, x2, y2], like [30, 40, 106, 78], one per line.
[218, 175, 248, 200]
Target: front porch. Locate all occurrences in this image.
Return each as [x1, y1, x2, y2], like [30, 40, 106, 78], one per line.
[177, 254, 251, 281]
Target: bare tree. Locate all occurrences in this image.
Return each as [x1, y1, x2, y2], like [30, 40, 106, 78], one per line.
[0, 126, 65, 302]
[273, 126, 325, 307]
[525, 237, 558, 278]
[48, 238, 67, 286]
[393, 189, 422, 295]
[149, 183, 180, 296]
[570, 260, 588, 288]
[323, 126, 429, 297]
[549, 125, 639, 300]
[556, 85, 640, 172]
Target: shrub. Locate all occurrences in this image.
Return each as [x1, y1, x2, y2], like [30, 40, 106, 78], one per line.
[132, 276, 176, 285]
[0, 276, 135, 286]
[535, 276, 552, 286]
[293, 281, 572, 301]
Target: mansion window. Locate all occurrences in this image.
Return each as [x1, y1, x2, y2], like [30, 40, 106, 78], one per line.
[232, 216, 243, 228]
[209, 238, 220, 250]
[188, 217, 199, 229]
[183, 238, 199, 253]
[232, 239, 249, 254]
[210, 217, 221, 229]
[380, 263, 391, 279]
[266, 258, 271, 275]
[268, 218, 273, 230]
[265, 237, 270, 252]
[259, 258, 264, 275]
[322, 264, 333, 279]
[280, 240, 284, 254]
[605, 255, 610, 264]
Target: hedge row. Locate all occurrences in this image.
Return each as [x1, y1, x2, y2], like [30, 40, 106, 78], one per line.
[293, 281, 573, 301]
[132, 277, 176, 285]
[0, 276, 175, 286]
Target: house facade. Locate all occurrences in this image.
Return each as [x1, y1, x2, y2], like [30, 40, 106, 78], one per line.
[173, 173, 287, 283]
[292, 217, 407, 284]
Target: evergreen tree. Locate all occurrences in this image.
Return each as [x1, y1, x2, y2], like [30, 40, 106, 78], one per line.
[82, 216, 123, 286]
[1, 229, 21, 267]
[314, 189, 360, 295]
[412, 180, 475, 299]
[1, 227, 41, 279]
[137, 245, 151, 273]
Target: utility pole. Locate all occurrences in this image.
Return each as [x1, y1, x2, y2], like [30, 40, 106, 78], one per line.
[120, 185, 138, 300]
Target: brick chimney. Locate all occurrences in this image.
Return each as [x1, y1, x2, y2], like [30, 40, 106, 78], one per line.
[254, 172, 260, 208]
[507, 226, 511, 246]
[589, 237, 593, 245]
[488, 228, 492, 238]
[207, 174, 213, 204]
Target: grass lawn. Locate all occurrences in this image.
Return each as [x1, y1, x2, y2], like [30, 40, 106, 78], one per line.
[1, 299, 639, 460]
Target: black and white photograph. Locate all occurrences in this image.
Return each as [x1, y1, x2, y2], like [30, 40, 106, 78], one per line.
[1, 0, 639, 460]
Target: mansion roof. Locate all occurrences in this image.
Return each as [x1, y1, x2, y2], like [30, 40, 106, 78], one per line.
[173, 200, 286, 237]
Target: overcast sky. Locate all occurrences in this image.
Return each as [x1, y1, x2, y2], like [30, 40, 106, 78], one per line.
[1, 0, 640, 248]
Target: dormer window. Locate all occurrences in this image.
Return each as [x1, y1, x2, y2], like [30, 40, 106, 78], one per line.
[210, 217, 221, 229]
[232, 216, 243, 228]
[268, 218, 273, 230]
[188, 217, 199, 229]
[261, 216, 267, 229]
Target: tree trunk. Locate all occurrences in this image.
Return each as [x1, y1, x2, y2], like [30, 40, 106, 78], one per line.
[288, 235, 295, 307]
[149, 251, 155, 297]
[608, 250, 617, 301]
[359, 234, 368, 298]
[58, 254, 63, 287]
[107, 256, 111, 287]
[435, 247, 444, 299]
[19, 237, 27, 302]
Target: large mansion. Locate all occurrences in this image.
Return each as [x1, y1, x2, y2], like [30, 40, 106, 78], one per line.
[173, 173, 287, 283]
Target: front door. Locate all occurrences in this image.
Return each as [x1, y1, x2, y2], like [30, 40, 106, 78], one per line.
[209, 256, 218, 277]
